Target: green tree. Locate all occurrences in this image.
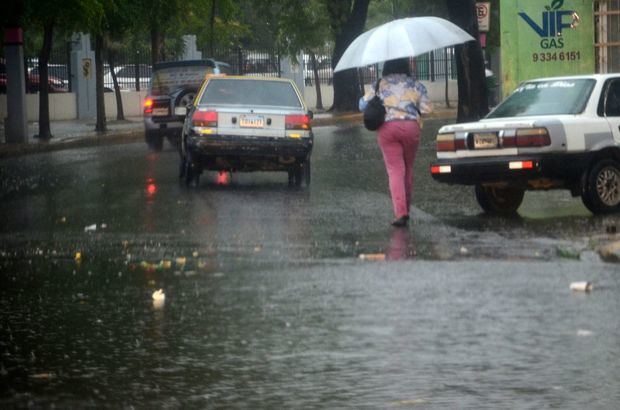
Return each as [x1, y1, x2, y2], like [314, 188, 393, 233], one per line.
[275, 0, 332, 109]
[325, 0, 371, 112]
[24, 0, 102, 139]
[137, 0, 182, 65]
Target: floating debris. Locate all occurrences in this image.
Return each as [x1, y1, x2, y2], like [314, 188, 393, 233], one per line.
[84, 224, 97, 232]
[30, 372, 55, 379]
[358, 253, 386, 261]
[152, 289, 165, 301]
[570, 281, 593, 292]
[152, 289, 165, 309]
[74, 252, 82, 261]
[577, 329, 594, 337]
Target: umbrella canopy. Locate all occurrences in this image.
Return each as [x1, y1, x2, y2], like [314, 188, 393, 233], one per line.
[334, 16, 475, 72]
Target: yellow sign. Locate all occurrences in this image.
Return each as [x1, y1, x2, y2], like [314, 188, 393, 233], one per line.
[82, 58, 92, 79]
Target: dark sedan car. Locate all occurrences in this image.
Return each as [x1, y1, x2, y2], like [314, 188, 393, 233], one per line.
[180, 76, 313, 187]
[143, 59, 231, 150]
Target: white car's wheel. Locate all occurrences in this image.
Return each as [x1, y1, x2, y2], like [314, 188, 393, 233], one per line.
[582, 159, 620, 214]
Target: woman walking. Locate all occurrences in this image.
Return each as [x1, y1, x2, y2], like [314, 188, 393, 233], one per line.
[359, 58, 433, 227]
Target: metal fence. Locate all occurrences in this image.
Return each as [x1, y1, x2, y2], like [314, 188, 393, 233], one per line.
[8, 41, 456, 95]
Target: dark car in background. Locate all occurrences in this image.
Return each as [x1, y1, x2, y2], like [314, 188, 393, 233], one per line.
[180, 76, 313, 187]
[143, 59, 231, 150]
[1, 58, 66, 93]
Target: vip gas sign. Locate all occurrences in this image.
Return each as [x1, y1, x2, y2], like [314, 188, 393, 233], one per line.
[500, 0, 594, 97]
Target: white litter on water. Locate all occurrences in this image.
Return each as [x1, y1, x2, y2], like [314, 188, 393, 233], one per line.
[570, 281, 593, 292]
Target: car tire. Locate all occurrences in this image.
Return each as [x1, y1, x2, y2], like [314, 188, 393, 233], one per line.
[175, 89, 196, 110]
[475, 184, 524, 215]
[183, 154, 201, 187]
[581, 159, 620, 214]
[291, 158, 311, 187]
[145, 130, 164, 152]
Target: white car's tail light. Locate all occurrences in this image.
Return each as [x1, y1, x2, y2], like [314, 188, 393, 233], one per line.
[192, 111, 218, 128]
[430, 165, 452, 174]
[436, 133, 466, 152]
[503, 128, 551, 147]
[285, 114, 311, 130]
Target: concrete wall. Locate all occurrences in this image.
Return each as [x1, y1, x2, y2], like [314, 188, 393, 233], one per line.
[1, 91, 147, 122]
[1, 80, 457, 122]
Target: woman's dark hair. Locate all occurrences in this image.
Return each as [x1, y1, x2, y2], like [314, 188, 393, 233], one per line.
[382, 58, 411, 76]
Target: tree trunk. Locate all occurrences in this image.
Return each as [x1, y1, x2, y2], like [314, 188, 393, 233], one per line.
[310, 52, 323, 110]
[329, 0, 371, 112]
[209, 0, 216, 57]
[95, 34, 107, 132]
[150, 27, 161, 66]
[36, 21, 54, 140]
[446, 0, 488, 123]
[108, 49, 125, 121]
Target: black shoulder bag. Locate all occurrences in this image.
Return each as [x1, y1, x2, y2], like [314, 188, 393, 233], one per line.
[363, 80, 385, 131]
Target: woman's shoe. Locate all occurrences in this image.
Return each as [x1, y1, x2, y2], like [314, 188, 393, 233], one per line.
[391, 215, 409, 227]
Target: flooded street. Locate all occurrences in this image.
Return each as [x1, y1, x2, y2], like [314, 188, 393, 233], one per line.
[1, 120, 619, 408]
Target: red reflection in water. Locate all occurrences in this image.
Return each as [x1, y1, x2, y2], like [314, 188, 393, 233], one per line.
[217, 171, 229, 185]
[146, 178, 158, 197]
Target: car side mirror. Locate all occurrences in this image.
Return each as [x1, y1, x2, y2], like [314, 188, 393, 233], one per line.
[307, 110, 314, 120]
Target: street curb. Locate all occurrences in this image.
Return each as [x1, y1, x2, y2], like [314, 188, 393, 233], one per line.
[0, 130, 145, 159]
[0, 109, 457, 159]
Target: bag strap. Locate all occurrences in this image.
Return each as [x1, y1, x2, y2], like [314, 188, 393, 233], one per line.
[374, 78, 381, 96]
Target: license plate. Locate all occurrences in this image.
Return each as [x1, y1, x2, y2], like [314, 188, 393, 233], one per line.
[473, 132, 498, 149]
[239, 115, 264, 128]
[153, 108, 169, 116]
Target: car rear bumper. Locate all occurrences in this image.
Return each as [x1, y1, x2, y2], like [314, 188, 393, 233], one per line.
[430, 154, 590, 185]
[187, 134, 313, 159]
[144, 116, 184, 138]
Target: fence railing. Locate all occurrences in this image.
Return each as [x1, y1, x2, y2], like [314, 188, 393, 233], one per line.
[8, 42, 457, 95]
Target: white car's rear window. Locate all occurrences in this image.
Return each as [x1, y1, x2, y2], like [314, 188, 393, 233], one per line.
[201, 79, 302, 108]
[487, 79, 596, 118]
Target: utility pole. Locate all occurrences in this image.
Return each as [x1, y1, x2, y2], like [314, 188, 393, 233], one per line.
[4, 27, 28, 143]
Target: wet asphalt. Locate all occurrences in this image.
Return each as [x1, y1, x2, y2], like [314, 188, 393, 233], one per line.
[0, 120, 619, 408]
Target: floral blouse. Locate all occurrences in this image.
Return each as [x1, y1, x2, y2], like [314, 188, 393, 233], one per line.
[359, 74, 433, 121]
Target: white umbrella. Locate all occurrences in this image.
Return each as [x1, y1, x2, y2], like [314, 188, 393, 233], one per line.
[334, 16, 475, 72]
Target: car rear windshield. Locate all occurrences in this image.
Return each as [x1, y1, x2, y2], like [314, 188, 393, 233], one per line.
[487, 79, 596, 118]
[200, 79, 302, 108]
[150, 65, 221, 96]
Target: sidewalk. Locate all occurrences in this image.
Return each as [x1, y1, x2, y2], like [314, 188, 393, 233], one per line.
[0, 105, 457, 158]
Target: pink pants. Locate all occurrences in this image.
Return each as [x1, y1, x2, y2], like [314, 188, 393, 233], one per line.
[377, 120, 421, 218]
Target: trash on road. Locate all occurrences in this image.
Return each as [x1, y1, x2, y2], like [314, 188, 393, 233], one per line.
[570, 281, 593, 292]
[359, 253, 386, 261]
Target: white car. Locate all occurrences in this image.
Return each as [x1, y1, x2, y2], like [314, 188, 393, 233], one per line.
[431, 74, 620, 215]
[103, 64, 151, 91]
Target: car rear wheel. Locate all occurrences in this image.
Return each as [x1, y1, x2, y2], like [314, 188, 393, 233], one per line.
[290, 159, 311, 187]
[145, 130, 164, 151]
[175, 89, 196, 110]
[475, 184, 524, 215]
[184, 156, 201, 187]
[581, 159, 620, 214]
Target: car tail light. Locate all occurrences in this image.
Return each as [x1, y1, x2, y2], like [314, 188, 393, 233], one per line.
[509, 161, 534, 170]
[436, 133, 465, 152]
[192, 111, 218, 128]
[144, 98, 154, 115]
[430, 165, 452, 174]
[506, 128, 551, 147]
[285, 114, 310, 130]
